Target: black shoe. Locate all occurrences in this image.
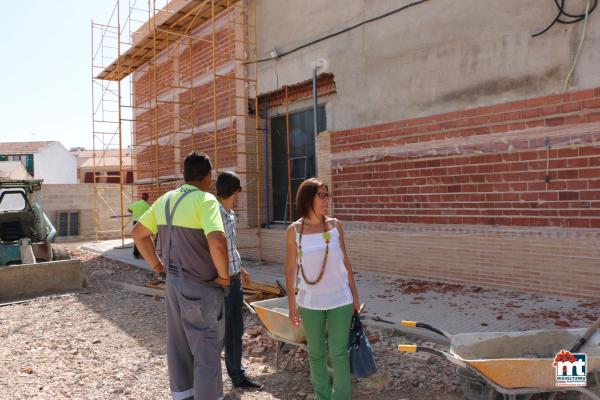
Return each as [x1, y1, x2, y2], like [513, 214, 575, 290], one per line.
[233, 377, 263, 390]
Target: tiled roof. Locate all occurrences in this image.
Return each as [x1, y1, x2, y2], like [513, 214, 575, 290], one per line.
[80, 155, 132, 168]
[0, 141, 56, 154]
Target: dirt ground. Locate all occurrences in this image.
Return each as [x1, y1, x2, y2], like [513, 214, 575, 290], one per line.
[0, 244, 578, 400]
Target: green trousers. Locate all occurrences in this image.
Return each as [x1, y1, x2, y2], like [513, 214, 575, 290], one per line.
[299, 304, 353, 400]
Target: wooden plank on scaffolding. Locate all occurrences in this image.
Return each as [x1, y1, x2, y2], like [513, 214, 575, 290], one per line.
[97, 0, 231, 81]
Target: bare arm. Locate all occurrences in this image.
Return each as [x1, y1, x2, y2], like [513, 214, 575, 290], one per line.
[337, 220, 361, 312]
[131, 223, 163, 273]
[207, 231, 230, 286]
[285, 224, 300, 326]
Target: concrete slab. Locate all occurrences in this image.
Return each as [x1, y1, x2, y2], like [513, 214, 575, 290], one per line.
[0, 259, 86, 301]
[80, 240, 599, 343]
[81, 239, 153, 273]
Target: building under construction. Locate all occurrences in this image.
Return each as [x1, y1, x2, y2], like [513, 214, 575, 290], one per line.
[92, 0, 264, 257]
[93, 0, 600, 300]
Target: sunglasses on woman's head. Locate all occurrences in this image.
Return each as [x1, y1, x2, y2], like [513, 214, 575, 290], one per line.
[316, 192, 329, 199]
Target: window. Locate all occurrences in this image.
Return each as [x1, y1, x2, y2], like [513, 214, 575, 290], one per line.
[0, 189, 27, 211]
[271, 106, 326, 223]
[57, 212, 80, 236]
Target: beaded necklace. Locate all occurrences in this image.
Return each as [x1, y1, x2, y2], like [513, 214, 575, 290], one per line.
[297, 215, 332, 285]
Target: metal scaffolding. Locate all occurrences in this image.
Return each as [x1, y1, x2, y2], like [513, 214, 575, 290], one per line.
[92, 0, 262, 258]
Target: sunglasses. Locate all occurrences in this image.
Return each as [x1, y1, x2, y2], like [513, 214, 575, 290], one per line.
[316, 192, 329, 200]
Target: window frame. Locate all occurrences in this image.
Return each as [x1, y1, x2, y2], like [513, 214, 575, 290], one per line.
[56, 211, 80, 237]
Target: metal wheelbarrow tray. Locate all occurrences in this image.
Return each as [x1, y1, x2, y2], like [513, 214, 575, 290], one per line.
[399, 321, 600, 400]
[249, 296, 307, 369]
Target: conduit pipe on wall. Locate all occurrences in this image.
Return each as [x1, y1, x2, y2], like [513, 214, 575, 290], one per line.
[263, 95, 270, 228]
[312, 64, 318, 176]
[311, 58, 327, 177]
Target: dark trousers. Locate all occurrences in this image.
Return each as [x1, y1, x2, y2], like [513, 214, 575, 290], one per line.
[224, 276, 245, 385]
[132, 221, 141, 258]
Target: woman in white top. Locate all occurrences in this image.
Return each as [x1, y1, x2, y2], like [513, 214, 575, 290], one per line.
[286, 178, 360, 400]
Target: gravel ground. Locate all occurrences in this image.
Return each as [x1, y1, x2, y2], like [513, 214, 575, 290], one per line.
[1, 244, 587, 400]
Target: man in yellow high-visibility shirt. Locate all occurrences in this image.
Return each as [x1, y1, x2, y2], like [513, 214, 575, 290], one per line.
[132, 151, 229, 400]
[128, 192, 150, 259]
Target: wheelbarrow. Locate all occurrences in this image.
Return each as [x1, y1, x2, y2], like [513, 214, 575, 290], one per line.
[246, 296, 307, 370]
[398, 320, 600, 400]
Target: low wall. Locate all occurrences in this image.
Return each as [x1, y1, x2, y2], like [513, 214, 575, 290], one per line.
[239, 223, 600, 300]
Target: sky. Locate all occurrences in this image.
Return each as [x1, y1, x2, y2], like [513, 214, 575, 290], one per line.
[0, 0, 129, 150]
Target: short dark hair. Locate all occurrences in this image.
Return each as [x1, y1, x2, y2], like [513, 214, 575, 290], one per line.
[296, 178, 328, 218]
[216, 171, 241, 199]
[183, 151, 212, 182]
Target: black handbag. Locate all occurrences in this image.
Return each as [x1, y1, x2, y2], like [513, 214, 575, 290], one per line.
[348, 311, 377, 378]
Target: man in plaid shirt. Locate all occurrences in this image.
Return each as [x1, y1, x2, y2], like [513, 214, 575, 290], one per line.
[217, 171, 263, 390]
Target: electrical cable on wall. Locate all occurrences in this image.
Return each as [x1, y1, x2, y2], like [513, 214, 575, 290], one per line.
[532, 0, 597, 37]
[563, 0, 592, 91]
[256, 0, 430, 63]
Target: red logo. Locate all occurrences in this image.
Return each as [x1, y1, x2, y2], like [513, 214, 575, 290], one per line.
[553, 350, 577, 367]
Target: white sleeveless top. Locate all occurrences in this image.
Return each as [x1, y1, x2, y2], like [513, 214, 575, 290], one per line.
[295, 223, 353, 310]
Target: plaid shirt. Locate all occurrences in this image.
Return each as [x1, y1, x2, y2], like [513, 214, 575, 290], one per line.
[219, 202, 242, 275]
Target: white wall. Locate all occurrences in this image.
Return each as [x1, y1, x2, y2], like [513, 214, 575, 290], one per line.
[34, 142, 77, 184]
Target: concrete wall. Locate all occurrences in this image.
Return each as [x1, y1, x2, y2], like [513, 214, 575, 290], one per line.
[256, 0, 600, 130]
[0, 260, 85, 301]
[40, 184, 132, 240]
[34, 142, 77, 184]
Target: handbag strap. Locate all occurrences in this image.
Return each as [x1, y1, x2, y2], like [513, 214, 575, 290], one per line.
[349, 311, 364, 347]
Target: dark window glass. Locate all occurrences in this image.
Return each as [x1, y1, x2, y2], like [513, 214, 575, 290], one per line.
[69, 213, 79, 236]
[84, 172, 94, 183]
[270, 106, 325, 223]
[58, 213, 69, 236]
[26, 154, 34, 176]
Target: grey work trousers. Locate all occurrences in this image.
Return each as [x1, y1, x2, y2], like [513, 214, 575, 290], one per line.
[166, 275, 225, 400]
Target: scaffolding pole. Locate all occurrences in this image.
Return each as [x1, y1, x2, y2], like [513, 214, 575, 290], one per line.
[92, 0, 263, 261]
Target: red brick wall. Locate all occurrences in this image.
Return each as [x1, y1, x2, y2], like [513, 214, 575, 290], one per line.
[132, 10, 237, 190]
[179, 124, 237, 170]
[259, 73, 336, 109]
[332, 87, 600, 228]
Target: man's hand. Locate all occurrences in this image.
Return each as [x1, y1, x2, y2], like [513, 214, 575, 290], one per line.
[132, 222, 163, 273]
[214, 276, 230, 287]
[241, 267, 251, 287]
[153, 261, 164, 273]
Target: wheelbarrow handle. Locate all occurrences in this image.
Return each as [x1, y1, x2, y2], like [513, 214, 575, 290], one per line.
[243, 300, 257, 315]
[398, 344, 466, 367]
[570, 317, 600, 353]
[400, 320, 451, 339]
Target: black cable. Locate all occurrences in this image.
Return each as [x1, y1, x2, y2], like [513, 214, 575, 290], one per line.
[533, 0, 597, 37]
[556, 0, 597, 19]
[256, 0, 430, 63]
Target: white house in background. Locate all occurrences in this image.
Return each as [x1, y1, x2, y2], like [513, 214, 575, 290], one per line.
[0, 141, 77, 184]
